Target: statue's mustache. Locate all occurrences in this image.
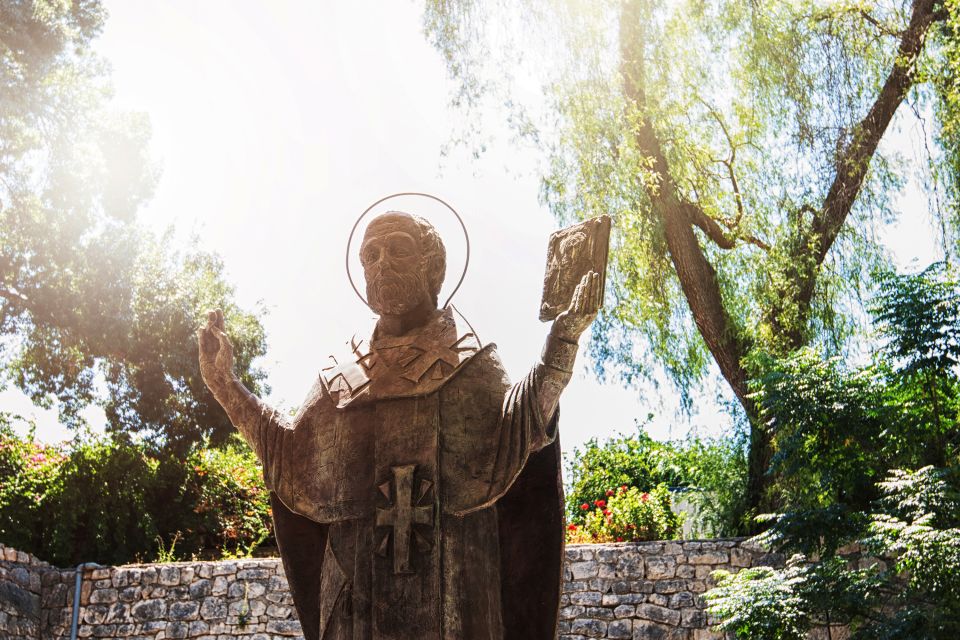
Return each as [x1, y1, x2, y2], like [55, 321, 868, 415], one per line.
[368, 269, 425, 306]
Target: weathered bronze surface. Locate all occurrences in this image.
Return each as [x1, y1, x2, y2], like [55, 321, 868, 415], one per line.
[197, 211, 603, 640]
[540, 215, 610, 322]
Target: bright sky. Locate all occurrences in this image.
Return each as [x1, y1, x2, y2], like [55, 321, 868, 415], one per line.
[1, 0, 944, 456]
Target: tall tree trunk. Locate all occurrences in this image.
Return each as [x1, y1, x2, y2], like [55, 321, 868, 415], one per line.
[618, 0, 944, 522]
[618, 0, 770, 519]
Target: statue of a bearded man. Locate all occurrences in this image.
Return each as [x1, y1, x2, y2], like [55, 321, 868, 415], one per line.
[198, 211, 601, 640]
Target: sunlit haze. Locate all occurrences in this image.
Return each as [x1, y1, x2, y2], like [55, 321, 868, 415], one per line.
[1, 0, 943, 456]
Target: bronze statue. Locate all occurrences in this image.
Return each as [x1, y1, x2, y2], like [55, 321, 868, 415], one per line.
[197, 210, 602, 640]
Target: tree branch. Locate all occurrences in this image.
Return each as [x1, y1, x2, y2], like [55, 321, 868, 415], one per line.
[692, 95, 768, 249]
[812, 0, 943, 264]
[785, 0, 945, 335]
[619, 0, 754, 409]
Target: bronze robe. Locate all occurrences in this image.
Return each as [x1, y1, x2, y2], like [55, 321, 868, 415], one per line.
[233, 308, 564, 640]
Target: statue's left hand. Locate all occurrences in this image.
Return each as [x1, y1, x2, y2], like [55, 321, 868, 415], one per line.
[552, 271, 602, 342]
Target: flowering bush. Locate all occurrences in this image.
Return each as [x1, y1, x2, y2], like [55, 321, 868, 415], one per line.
[0, 420, 68, 552]
[0, 420, 272, 565]
[0, 419, 161, 565]
[183, 441, 271, 558]
[565, 426, 749, 538]
[566, 484, 682, 543]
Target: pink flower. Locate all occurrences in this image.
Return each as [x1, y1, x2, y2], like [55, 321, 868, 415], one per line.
[567, 524, 577, 531]
[580, 503, 590, 511]
[594, 500, 606, 508]
[606, 489, 615, 497]
[641, 493, 649, 502]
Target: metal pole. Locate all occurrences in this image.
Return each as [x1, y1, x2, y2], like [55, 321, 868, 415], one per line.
[69, 563, 100, 640]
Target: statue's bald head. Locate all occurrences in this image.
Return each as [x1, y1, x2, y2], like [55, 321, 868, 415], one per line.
[360, 212, 447, 315]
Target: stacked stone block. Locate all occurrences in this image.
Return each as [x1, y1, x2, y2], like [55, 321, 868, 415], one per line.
[69, 559, 302, 640]
[559, 539, 785, 640]
[0, 543, 48, 639]
[0, 538, 786, 640]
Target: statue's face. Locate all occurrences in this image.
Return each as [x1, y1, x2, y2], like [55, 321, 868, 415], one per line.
[360, 215, 433, 316]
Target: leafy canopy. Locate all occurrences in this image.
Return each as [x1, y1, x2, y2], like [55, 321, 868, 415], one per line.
[0, 0, 267, 449]
[423, 0, 957, 398]
[706, 263, 960, 638]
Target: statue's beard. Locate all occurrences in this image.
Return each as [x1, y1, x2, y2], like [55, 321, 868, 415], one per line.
[367, 269, 430, 316]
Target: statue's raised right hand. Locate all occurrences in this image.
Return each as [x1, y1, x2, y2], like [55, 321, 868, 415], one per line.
[197, 309, 235, 390]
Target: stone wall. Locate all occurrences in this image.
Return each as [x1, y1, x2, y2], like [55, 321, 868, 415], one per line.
[0, 538, 783, 640]
[560, 539, 784, 640]
[0, 544, 48, 639]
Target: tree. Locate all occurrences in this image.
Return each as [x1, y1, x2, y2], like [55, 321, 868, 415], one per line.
[0, 1, 267, 450]
[703, 263, 960, 639]
[752, 261, 959, 553]
[423, 0, 957, 514]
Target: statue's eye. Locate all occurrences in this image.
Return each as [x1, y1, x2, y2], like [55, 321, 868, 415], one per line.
[361, 246, 378, 265]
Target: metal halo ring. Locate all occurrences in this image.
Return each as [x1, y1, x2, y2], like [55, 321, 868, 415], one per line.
[346, 192, 471, 310]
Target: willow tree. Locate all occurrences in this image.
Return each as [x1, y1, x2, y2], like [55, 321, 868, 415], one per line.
[0, 1, 267, 450]
[424, 0, 959, 515]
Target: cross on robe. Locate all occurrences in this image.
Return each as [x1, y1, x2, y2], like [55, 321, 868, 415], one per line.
[376, 465, 434, 574]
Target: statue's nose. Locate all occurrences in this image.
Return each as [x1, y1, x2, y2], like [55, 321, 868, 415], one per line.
[369, 249, 393, 275]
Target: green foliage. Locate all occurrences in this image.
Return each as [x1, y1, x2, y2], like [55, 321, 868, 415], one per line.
[926, 0, 960, 237]
[708, 468, 960, 639]
[564, 421, 681, 519]
[753, 262, 960, 555]
[705, 558, 813, 640]
[665, 431, 752, 537]
[567, 483, 681, 543]
[0, 423, 272, 566]
[865, 467, 960, 620]
[423, 0, 955, 391]
[565, 422, 749, 536]
[706, 263, 960, 638]
[706, 555, 882, 640]
[873, 262, 960, 379]
[0, 0, 268, 450]
[184, 439, 272, 559]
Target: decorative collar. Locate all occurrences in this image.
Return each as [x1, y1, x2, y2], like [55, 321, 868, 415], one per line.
[320, 306, 482, 409]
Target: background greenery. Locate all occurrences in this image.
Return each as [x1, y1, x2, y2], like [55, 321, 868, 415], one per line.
[564, 421, 749, 538]
[424, 0, 960, 518]
[703, 262, 960, 639]
[0, 421, 272, 566]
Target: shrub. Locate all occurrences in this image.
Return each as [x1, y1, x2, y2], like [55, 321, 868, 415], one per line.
[182, 439, 272, 558]
[705, 263, 960, 638]
[0, 422, 272, 565]
[565, 422, 749, 537]
[566, 483, 681, 543]
[706, 468, 960, 639]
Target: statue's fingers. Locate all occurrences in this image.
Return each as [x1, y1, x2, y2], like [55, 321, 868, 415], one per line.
[581, 272, 596, 312]
[582, 272, 596, 312]
[215, 309, 226, 331]
[572, 278, 586, 314]
[197, 327, 210, 356]
[591, 272, 603, 312]
[211, 325, 234, 352]
[198, 325, 215, 352]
